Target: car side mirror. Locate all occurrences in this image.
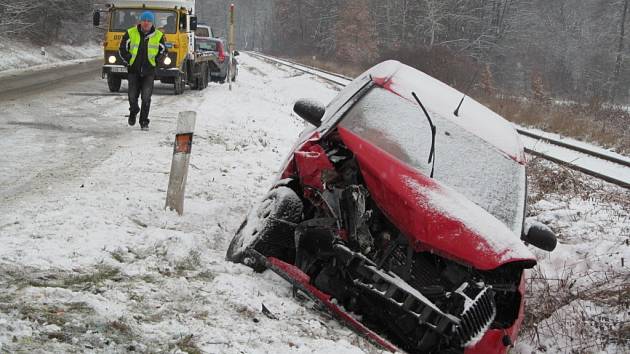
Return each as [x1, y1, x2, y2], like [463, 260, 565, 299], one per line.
[189, 16, 198, 31]
[522, 220, 557, 252]
[93, 11, 100, 27]
[293, 99, 325, 127]
[233, 50, 240, 56]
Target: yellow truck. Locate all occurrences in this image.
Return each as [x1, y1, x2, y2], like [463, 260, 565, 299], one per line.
[93, 0, 211, 94]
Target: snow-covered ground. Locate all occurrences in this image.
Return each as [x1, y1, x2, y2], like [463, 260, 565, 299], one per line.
[516, 159, 629, 354]
[0, 39, 100, 72]
[0, 51, 628, 353]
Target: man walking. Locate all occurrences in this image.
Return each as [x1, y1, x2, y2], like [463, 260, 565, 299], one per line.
[119, 11, 166, 130]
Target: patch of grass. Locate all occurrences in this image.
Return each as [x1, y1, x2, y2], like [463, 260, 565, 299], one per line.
[22, 264, 121, 289]
[479, 95, 630, 155]
[107, 319, 132, 336]
[523, 265, 630, 351]
[17, 301, 95, 329]
[190, 270, 215, 282]
[19, 304, 67, 327]
[174, 250, 202, 276]
[108, 248, 127, 263]
[175, 334, 203, 354]
[527, 157, 630, 210]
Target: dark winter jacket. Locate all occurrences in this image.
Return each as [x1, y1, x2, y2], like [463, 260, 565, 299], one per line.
[119, 25, 166, 76]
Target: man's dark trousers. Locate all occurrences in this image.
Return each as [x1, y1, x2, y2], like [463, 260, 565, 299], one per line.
[128, 73, 154, 127]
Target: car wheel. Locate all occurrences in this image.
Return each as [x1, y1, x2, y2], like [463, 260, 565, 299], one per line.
[226, 187, 303, 272]
[107, 74, 121, 92]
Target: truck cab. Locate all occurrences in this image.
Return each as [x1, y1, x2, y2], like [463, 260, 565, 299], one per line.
[93, 0, 198, 95]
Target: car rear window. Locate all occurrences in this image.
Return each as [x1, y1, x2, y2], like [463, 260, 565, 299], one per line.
[197, 40, 218, 51]
[195, 27, 210, 37]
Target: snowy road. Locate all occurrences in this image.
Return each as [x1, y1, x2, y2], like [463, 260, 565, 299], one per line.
[0, 63, 126, 205]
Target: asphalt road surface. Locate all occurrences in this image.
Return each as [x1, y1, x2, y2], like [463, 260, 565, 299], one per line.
[0, 60, 180, 210]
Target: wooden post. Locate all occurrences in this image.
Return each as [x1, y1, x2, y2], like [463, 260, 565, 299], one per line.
[165, 111, 196, 215]
[228, 3, 235, 91]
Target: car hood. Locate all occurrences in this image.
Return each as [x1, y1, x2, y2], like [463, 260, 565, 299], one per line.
[339, 127, 535, 270]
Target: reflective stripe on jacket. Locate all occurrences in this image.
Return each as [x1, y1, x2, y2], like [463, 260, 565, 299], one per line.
[127, 26, 164, 67]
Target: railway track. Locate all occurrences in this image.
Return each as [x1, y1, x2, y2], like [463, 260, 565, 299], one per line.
[247, 51, 630, 189]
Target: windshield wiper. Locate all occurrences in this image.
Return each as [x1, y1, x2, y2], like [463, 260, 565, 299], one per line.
[411, 92, 436, 178]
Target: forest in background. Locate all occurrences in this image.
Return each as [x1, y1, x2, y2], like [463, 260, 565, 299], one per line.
[199, 0, 630, 105]
[3, 0, 627, 104]
[0, 0, 96, 45]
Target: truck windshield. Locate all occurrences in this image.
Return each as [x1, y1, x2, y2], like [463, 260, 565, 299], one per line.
[339, 87, 526, 235]
[111, 9, 177, 34]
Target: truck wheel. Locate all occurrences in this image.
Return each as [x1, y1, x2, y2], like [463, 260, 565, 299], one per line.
[202, 67, 209, 89]
[189, 73, 199, 90]
[174, 73, 184, 95]
[107, 74, 121, 92]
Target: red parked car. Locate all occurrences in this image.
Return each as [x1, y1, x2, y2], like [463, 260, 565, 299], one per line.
[227, 60, 556, 353]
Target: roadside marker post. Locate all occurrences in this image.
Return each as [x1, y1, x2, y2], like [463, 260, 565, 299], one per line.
[228, 3, 235, 91]
[165, 111, 196, 215]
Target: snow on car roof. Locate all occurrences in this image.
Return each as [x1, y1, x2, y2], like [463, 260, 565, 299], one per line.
[367, 60, 526, 164]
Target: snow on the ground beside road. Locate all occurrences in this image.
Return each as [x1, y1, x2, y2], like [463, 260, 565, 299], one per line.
[0, 39, 100, 72]
[0, 54, 381, 353]
[513, 158, 630, 354]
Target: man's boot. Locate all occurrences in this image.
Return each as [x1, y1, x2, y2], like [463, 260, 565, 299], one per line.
[139, 104, 150, 130]
[128, 109, 139, 126]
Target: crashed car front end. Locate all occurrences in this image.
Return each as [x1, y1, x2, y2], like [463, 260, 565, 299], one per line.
[227, 61, 544, 353]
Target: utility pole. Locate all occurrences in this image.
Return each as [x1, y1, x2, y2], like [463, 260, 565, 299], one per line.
[228, 3, 235, 91]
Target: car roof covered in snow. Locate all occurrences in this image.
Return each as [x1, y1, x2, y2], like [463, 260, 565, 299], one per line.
[365, 60, 525, 164]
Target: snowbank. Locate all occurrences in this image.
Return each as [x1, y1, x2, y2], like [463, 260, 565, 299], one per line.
[0, 39, 100, 72]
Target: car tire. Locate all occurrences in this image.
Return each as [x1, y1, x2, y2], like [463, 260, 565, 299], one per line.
[226, 187, 303, 272]
[107, 74, 121, 92]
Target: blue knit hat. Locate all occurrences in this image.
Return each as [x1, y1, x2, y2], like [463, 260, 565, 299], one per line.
[140, 11, 155, 23]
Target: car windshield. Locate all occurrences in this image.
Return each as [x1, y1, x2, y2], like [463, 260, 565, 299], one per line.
[196, 40, 218, 52]
[339, 87, 526, 235]
[111, 9, 177, 34]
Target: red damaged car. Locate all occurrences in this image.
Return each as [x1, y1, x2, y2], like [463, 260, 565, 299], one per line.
[226, 61, 556, 353]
